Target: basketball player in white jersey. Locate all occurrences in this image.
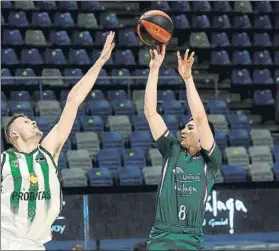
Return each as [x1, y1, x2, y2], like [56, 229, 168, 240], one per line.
[1, 32, 115, 250]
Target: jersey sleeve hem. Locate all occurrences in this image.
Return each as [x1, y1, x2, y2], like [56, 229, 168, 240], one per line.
[39, 146, 58, 170]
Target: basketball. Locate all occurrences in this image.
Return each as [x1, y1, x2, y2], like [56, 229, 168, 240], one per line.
[137, 10, 173, 47]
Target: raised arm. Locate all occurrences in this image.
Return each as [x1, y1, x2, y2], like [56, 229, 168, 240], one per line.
[177, 49, 214, 152]
[41, 32, 115, 163]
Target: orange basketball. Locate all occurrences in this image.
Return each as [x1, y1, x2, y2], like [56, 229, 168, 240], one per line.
[137, 10, 173, 47]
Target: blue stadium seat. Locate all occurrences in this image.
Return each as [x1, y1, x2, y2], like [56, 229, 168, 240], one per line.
[213, 1, 232, 12]
[1, 1, 12, 8]
[118, 166, 143, 186]
[254, 90, 274, 105]
[1, 101, 9, 116]
[253, 69, 274, 85]
[231, 69, 252, 85]
[33, 116, 52, 135]
[192, 1, 211, 11]
[275, 70, 279, 81]
[36, 1, 57, 9]
[194, 15, 211, 28]
[232, 50, 252, 65]
[211, 51, 230, 65]
[45, 49, 66, 65]
[69, 49, 91, 65]
[11, 91, 31, 101]
[1, 92, 7, 102]
[212, 15, 231, 28]
[159, 69, 179, 85]
[254, 15, 272, 29]
[272, 145, 279, 162]
[8, 11, 29, 26]
[50, 31, 71, 45]
[206, 100, 229, 115]
[21, 49, 43, 65]
[3, 29, 24, 45]
[15, 68, 38, 85]
[2, 48, 19, 65]
[212, 32, 231, 47]
[275, 34, 279, 47]
[95, 31, 109, 46]
[80, 115, 104, 132]
[63, 68, 83, 85]
[100, 132, 124, 149]
[253, 50, 273, 65]
[171, 1, 191, 11]
[233, 15, 251, 28]
[114, 50, 136, 65]
[34, 90, 56, 101]
[69, 118, 81, 137]
[232, 32, 251, 47]
[151, 1, 171, 11]
[92, 50, 114, 65]
[81, 1, 101, 10]
[228, 129, 250, 148]
[97, 149, 121, 173]
[54, 12, 74, 27]
[220, 164, 247, 183]
[72, 31, 93, 46]
[158, 90, 175, 101]
[87, 100, 112, 118]
[215, 131, 228, 150]
[111, 100, 135, 116]
[274, 51, 279, 65]
[134, 69, 149, 85]
[99, 13, 120, 28]
[172, 15, 190, 29]
[163, 115, 178, 132]
[162, 100, 184, 119]
[122, 148, 146, 169]
[227, 114, 250, 130]
[131, 115, 149, 131]
[32, 12, 51, 26]
[255, 1, 272, 12]
[9, 101, 34, 117]
[61, 139, 71, 153]
[1, 68, 14, 85]
[86, 90, 105, 101]
[59, 1, 78, 10]
[129, 131, 153, 152]
[2, 14, 5, 24]
[118, 31, 139, 46]
[58, 152, 67, 170]
[96, 69, 111, 85]
[272, 163, 279, 181]
[108, 90, 128, 101]
[253, 33, 272, 47]
[88, 167, 113, 187]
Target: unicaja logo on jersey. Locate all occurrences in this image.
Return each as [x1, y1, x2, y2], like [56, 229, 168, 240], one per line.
[173, 167, 184, 174]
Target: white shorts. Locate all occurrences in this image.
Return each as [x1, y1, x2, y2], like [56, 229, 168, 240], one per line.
[1, 232, 45, 250]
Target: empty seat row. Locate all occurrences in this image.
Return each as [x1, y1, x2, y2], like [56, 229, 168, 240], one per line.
[212, 50, 279, 66]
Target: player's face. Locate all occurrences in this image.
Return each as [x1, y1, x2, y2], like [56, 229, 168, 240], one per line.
[180, 120, 200, 149]
[11, 117, 43, 142]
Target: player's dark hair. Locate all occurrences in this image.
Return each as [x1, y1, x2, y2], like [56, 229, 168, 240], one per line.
[5, 113, 27, 143]
[189, 117, 215, 137]
[133, 242, 147, 251]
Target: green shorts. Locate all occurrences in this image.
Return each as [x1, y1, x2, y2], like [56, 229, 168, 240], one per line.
[147, 222, 204, 251]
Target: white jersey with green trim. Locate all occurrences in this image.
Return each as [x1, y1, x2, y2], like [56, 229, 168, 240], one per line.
[1, 145, 61, 244]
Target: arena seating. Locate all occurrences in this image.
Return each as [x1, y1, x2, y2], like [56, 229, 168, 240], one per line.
[1, 1, 279, 188]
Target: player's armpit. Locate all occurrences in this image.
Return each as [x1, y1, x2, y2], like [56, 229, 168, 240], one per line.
[41, 100, 78, 163]
[202, 142, 222, 173]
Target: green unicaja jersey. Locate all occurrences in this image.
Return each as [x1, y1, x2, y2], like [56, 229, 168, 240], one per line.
[153, 130, 222, 229]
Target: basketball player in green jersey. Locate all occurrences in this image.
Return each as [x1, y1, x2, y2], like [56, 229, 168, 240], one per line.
[144, 45, 222, 250]
[1, 32, 115, 250]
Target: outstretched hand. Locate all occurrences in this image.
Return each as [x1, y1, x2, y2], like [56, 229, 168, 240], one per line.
[99, 31, 115, 64]
[177, 49, 195, 80]
[149, 44, 166, 70]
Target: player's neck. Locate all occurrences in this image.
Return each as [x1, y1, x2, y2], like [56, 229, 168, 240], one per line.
[186, 145, 201, 156]
[12, 138, 39, 154]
